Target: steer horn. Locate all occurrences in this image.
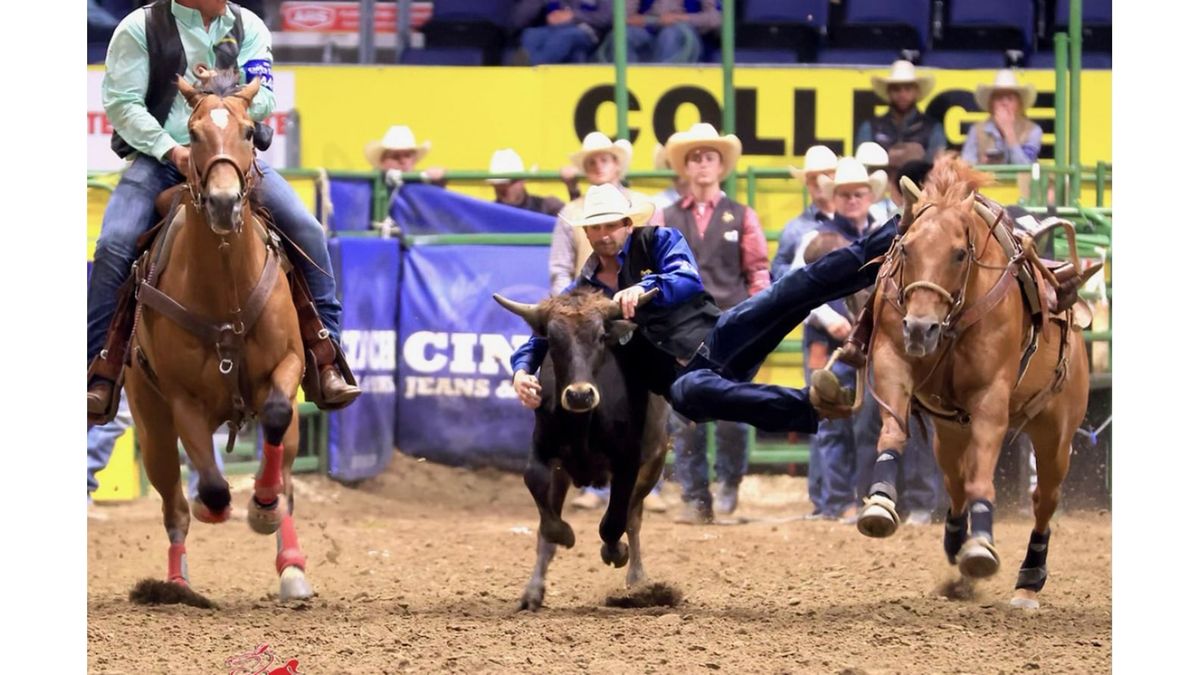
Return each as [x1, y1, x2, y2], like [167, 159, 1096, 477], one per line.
[493, 293, 545, 329]
[898, 175, 922, 232]
[604, 287, 660, 320]
[974, 201, 1002, 231]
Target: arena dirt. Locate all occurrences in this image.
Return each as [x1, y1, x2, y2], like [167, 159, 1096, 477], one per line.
[88, 454, 1111, 673]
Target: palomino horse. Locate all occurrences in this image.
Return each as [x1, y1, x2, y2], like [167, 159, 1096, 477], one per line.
[124, 71, 312, 601]
[853, 157, 1095, 609]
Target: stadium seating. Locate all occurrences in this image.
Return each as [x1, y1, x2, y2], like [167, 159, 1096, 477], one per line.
[830, 0, 932, 52]
[940, 1, 1037, 56]
[400, 0, 513, 66]
[1052, 0, 1112, 51]
[736, 0, 829, 64]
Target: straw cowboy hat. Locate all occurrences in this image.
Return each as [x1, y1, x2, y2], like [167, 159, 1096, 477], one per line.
[788, 144, 839, 181]
[817, 157, 888, 202]
[665, 122, 743, 180]
[871, 60, 935, 102]
[364, 125, 431, 169]
[854, 142, 889, 170]
[485, 148, 537, 184]
[975, 69, 1037, 111]
[565, 183, 656, 228]
[570, 131, 633, 175]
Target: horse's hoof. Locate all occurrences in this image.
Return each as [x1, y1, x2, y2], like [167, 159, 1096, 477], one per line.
[540, 519, 576, 549]
[278, 566, 313, 602]
[600, 541, 629, 568]
[856, 495, 899, 538]
[957, 538, 1001, 579]
[247, 497, 283, 535]
[191, 500, 231, 524]
[1010, 589, 1040, 610]
[517, 586, 545, 612]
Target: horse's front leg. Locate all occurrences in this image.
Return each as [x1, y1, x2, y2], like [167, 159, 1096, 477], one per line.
[954, 382, 1012, 580]
[856, 340, 913, 539]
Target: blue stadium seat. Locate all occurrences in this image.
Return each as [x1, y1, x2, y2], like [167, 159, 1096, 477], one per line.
[832, 0, 932, 51]
[814, 48, 904, 66]
[920, 50, 1010, 69]
[1026, 50, 1110, 69]
[1052, 0, 1111, 51]
[942, 1, 1036, 55]
[417, 0, 514, 66]
[738, 0, 828, 63]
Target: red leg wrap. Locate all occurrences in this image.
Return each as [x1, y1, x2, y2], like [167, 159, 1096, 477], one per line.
[254, 442, 284, 505]
[275, 514, 307, 574]
[167, 542, 189, 586]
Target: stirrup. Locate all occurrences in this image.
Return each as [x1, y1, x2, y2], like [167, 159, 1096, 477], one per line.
[301, 345, 360, 411]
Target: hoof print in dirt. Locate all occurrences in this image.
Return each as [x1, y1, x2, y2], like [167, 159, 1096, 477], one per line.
[129, 578, 218, 609]
[603, 581, 683, 609]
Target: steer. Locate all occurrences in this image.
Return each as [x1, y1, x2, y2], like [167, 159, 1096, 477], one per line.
[494, 287, 668, 611]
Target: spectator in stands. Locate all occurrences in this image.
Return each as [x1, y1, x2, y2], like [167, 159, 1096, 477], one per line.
[771, 145, 838, 281]
[962, 70, 1042, 167]
[855, 60, 946, 163]
[365, 125, 447, 188]
[486, 148, 566, 216]
[604, 0, 721, 63]
[663, 123, 769, 523]
[514, 0, 612, 65]
[649, 143, 688, 211]
[550, 132, 665, 512]
[854, 142, 894, 225]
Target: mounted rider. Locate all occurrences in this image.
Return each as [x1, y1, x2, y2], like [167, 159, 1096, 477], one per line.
[86, 0, 360, 425]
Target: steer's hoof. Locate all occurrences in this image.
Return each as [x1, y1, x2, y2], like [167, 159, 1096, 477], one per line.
[247, 497, 283, 535]
[957, 537, 1001, 579]
[540, 518, 576, 549]
[600, 541, 629, 568]
[856, 495, 899, 539]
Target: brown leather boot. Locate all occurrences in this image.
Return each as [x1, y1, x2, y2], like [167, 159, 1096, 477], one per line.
[87, 273, 139, 427]
[87, 379, 114, 418]
[289, 269, 361, 410]
[809, 369, 855, 420]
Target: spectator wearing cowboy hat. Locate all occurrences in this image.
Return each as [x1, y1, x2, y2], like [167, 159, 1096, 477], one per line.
[662, 122, 769, 522]
[513, 0, 612, 65]
[485, 148, 566, 216]
[771, 145, 839, 281]
[365, 125, 446, 188]
[962, 70, 1042, 167]
[550, 131, 662, 295]
[854, 142, 896, 225]
[855, 60, 947, 163]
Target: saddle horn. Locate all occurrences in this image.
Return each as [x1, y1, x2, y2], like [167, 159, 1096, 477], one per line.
[603, 287, 660, 320]
[493, 293, 545, 331]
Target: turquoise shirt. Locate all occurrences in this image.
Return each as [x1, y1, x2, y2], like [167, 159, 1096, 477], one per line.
[101, 0, 274, 162]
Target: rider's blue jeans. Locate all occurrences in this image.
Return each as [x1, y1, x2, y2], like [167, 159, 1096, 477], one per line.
[87, 154, 342, 364]
[669, 216, 900, 433]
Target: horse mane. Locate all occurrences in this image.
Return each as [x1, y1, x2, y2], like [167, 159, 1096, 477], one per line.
[539, 287, 613, 319]
[197, 69, 243, 97]
[922, 154, 995, 209]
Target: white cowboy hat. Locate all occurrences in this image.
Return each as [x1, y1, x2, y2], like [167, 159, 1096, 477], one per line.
[975, 69, 1037, 111]
[652, 143, 671, 171]
[565, 183, 656, 228]
[569, 131, 633, 175]
[871, 60, 935, 102]
[485, 148, 537, 184]
[788, 144, 839, 181]
[665, 122, 743, 180]
[364, 125, 431, 170]
[817, 157, 887, 202]
[854, 142, 889, 170]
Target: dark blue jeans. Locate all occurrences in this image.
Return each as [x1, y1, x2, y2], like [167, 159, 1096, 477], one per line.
[87, 154, 342, 363]
[521, 24, 595, 64]
[669, 217, 899, 433]
[810, 360, 860, 515]
[625, 24, 702, 63]
[670, 411, 748, 508]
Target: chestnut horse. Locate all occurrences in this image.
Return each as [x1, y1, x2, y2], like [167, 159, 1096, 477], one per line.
[855, 157, 1091, 609]
[124, 71, 312, 601]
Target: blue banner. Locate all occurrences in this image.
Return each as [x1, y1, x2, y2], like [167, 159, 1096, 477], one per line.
[396, 244, 551, 470]
[326, 177, 374, 232]
[390, 184, 557, 235]
[327, 237, 401, 481]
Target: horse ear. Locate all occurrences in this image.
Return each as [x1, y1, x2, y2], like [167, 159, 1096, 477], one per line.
[235, 77, 262, 106]
[176, 75, 203, 107]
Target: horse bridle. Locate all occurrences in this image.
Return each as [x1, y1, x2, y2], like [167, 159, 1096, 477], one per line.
[185, 101, 259, 223]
